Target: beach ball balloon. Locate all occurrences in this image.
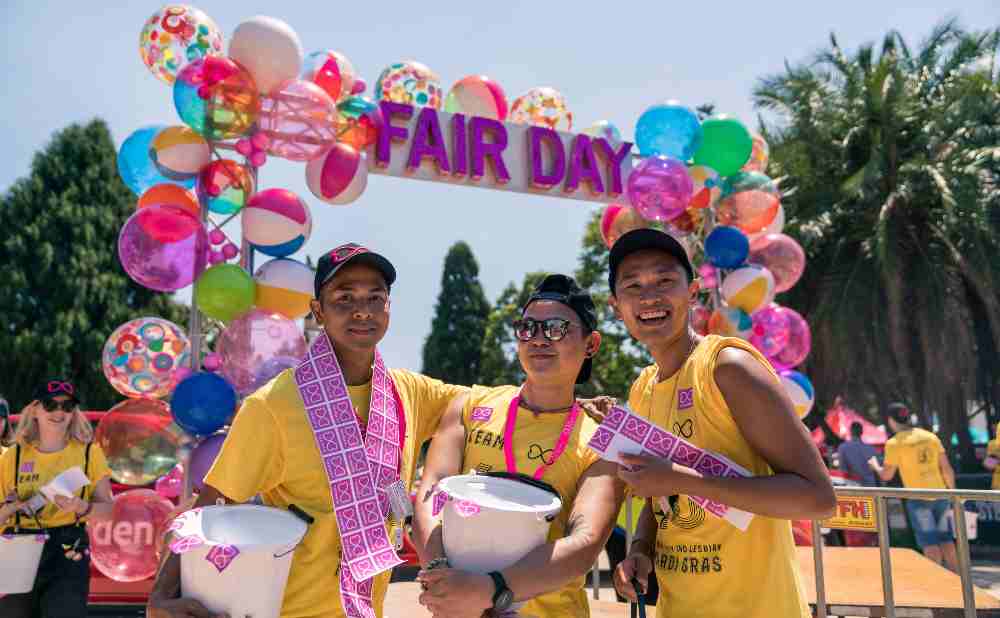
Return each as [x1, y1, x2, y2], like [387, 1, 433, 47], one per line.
[704, 226, 749, 269]
[259, 79, 338, 161]
[780, 370, 815, 418]
[88, 489, 174, 582]
[217, 309, 307, 395]
[139, 5, 224, 85]
[688, 165, 722, 210]
[600, 204, 649, 249]
[194, 263, 256, 323]
[95, 398, 184, 485]
[721, 264, 776, 315]
[174, 56, 259, 140]
[335, 96, 383, 151]
[171, 372, 237, 435]
[749, 304, 790, 358]
[627, 156, 693, 222]
[302, 49, 356, 102]
[229, 16, 303, 94]
[197, 159, 254, 215]
[103, 317, 191, 399]
[767, 306, 812, 370]
[582, 120, 623, 147]
[242, 189, 312, 257]
[717, 172, 780, 235]
[748, 233, 806, 293]
[149, 126, 210, 182]
[254, 258, 313, 319]
[118, 125, 191, 195]
[137, 183, 200, 218]
[693, 115, 753, 177]
[708, 307, 752, 339]
[306, 144, 368, 205]
[509, 87, 572, 131]
[188, 433, 226, 491]
[742, 133, 770, 173]
[444, 75, 508, 121]
[691, 302, 710, 336]
[119, 204, 207, 292]
[375, 60, 443, 109]
[635, 101, 702, 160]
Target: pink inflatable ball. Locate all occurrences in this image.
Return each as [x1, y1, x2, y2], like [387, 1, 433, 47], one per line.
[626, 156, 693, 222]
[203, 352, 223, 372]
[118, 204, 208, 292]
[748, 233, 806, 293]
[154, 464, 184, 500]
[88, 489, 173, 582]
[600, 204, 648, 249]
[217, 309, 307, 395]
[302, 50, 356, 102]
[189, 433, 227, 491]
[259, 79, 339, 162]
[305, 143, 368, 205]
[249, 355, 300, 391]
[95, 398, 184, 486]
[766, 306, 812, 370]
[749, 304, 791, 358]
[698, 263, 718, 288]
[691, 303, 710, 336]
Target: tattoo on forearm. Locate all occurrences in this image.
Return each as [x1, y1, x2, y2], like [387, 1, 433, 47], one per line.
[565, 512, 592, 538]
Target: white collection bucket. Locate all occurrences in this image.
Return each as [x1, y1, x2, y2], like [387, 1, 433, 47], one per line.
[179, 505, 308, 618]
[439, 474, 562, 575]
[0, 532, 47, 594]
[941, 508, 979, 541]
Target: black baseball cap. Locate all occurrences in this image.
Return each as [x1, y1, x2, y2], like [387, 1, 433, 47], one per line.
[523, 274, 598, 384]
[314, 243, 397, 298]
[608, 228, 694, 295]
[888, 402, 911, 424]
[34, 379, 80, 406]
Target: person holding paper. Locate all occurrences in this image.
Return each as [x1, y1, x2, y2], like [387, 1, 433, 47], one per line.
[147, 243, 468, 618]
[412, 274, 624, 618]
[0, 379, 113, 618]
[605, 229, 835, 618]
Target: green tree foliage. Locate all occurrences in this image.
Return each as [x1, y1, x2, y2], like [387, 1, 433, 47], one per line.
[421, 242, 490, 385]
[0, 120, 187, 410]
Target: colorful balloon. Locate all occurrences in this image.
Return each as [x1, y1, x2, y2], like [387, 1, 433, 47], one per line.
[335, 96, 383, 151]
[197, 159, 254, 215]
[581, 120, 623, 147]
[509, 87, 572, 131]
[697, 263, 718, 288]
[171, 372, 237, 435]
[305, 144, 368, 205]
[748, 233, 806, 293]
[189, 433, 226, 491]
[704, 226, 749, 269]
[708, 306, 752, 339]
[118, 125, 191, 196]
[375, 61, 443, 108]
[103, 317, 191, 399]
[600, 204, 649, 249]
[687, 165, 722, 210]
[88, 489, 174, 582]
[173, 56, 260, 140]
[626, 156, 693, 222]
[254, 258, 314, 319]
[742, 133, 770, 173]
[95, 399, 184, 485]
[721, 264, 776, 315]
[717, 172, 780, 235]
[302, 50, 356, 102]
[691, 302, 710, 336]
[228, 16, 303, 94]
[692, 115, 753, 177]
[149, 126, 210, 182]
[444, 75, 509, 121]
[118, 204, 207, 292]
[137, 183, 200, 217]
[766, 306, 812, 370]
[749, 304, 790, 358]
[748, 203, 786, 247]
[139, 5, 224, 85]
[259, 79, 338, 161]
[193, 263, 256, 323]
[248, 356, 300, 392]
[635, 102, 702, 160]
[154, 464, 184, 499]
[242, 188, 313, 256]
[779, 370, 815, 418]
[665, 207, 703, 237]
[217, 309, 307, 395]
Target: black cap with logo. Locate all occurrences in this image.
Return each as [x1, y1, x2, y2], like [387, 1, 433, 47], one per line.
[523, 274, 598, 385]
[608, 228, 694, 295]
[314, 243, 397, 298]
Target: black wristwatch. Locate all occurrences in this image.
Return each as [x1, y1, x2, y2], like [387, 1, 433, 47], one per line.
[488, 571, 514, 611]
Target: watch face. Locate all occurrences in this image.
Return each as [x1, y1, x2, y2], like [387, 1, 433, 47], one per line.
[495, 589, 514, 611]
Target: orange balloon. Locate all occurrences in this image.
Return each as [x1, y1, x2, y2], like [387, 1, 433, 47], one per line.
[137, 183, 200, 217]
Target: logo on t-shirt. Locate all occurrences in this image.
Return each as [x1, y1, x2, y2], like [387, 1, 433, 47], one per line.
[677, 388, 694, 410]
[471, 407, 493, 422]
[19, 462, 34, 474]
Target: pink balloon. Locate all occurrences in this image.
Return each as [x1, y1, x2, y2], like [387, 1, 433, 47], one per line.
[766, 306, 811, 370]
[697, 263, 718, 288]
[626, 156, 693, 222]
[203, 352, 223, 371]
[217, 308, 307, 395]
[259, 79, 339, 162]
[189, 433, 227, 491]
[691, 303, 710, 336]
[88, 489, 173, 582]
[118, 204, 208, 292]
[748, 233, 805, 293]
[154, 464, 183, 499]
[750, 304, 790, 358]
[351, 78, 366, 95]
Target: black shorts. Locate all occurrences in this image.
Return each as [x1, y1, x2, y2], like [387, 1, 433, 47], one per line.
[0, 526, 91, 618]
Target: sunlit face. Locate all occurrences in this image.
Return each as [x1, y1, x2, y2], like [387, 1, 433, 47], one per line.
[38, 395, 75, 434]
[609, 249, 699, 349]
[516, 300, 600, 386]
[310, 263, 391, 355]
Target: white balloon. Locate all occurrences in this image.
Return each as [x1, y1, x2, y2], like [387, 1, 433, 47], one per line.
[229, 16, 303, 94]
[305, 146, 368, 205]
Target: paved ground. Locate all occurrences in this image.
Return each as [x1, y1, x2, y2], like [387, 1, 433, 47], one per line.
[973, 560, 1000, 600]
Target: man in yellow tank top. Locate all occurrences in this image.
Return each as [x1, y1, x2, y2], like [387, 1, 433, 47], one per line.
[412, 274, 624, 618]
[605, 229, 836, 618]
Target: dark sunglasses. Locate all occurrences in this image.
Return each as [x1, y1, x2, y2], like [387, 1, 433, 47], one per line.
[513, 318, 576, 342]
[41, 399, 76, 413]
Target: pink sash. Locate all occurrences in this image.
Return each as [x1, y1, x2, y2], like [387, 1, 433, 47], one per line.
[294, 333, 404, 618]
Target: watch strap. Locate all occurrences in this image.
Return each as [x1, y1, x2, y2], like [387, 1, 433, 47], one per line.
[488, 571, 510, 607]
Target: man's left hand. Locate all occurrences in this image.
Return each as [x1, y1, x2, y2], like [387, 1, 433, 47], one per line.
[417, 568, 493, 618]
[618, 453, 699, 498]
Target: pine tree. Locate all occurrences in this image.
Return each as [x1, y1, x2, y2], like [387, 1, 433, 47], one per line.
[0, 120, 187, 410]
[421, 242, 490, 385]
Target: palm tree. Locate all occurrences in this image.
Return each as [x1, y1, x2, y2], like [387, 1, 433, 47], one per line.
[753, 21, 1000, 468]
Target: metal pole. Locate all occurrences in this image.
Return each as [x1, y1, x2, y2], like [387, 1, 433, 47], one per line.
[811, 519, 827, 618]
[951, 497, 976, 618]
[876, 496, 896, 618]
[592, 560, 600, 600]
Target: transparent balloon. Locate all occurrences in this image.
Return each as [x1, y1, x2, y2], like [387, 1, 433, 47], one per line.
[88, 489, 174, 582]
[748, 233, 806, 293]
[189, 433, 227, 492]
[118, 204, 207, 292]
[716, 172, 780, 235]
[634, 101, 702, 160]
[259, 79, 338, 161]
[139, 5, 224, 85]
[749, 304, 790, 358]
[197, 159, 254, 215]
[103, 317, 191, 399]
[173, 56, 260, 140]
[600, 204, 649, 249]
[509, 87, 572, 131]
[375, 60, 442, 108]
[626, 156, 693, 222]
[95, 399, 184, 486]
[766, 306, 812, 370]
[335, 96, 382, 151]
[118, 125, 192, 196]
[217, 309, 307, 396]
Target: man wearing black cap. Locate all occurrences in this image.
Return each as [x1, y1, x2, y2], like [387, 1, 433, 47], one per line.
[149, 243, 468, 618]
[606, 229, 835, 618]
[412, 274, 624, 618]
[869, 402, 958, 571]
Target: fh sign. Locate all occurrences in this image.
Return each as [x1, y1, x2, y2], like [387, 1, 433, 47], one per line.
[823, 497, 877, 531]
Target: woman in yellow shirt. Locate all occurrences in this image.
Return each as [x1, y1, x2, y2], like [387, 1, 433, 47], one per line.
[0, 379, 113, 618]
[412, 274, 624, 618]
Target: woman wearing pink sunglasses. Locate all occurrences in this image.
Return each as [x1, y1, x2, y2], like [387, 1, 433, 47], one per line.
[0, 379, 114, 618]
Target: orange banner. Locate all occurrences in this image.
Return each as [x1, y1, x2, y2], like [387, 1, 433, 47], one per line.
[823, 497, 877, 531]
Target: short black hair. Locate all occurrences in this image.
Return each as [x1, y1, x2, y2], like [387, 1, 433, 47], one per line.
[850, 421, 864, 438]
[887, 402, 911, 424]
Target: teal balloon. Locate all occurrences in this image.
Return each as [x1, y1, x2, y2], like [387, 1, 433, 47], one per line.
[635, 102, 702, 160]
[693, 115, 753, 177]
[118, 125, 195, 196]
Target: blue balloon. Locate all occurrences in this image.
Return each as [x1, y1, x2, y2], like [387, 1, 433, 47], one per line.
[117, 125, 195, 196]
[705, 226, 749, 269]
[635, 102, 703, 160]
[171, 372, 236, 436]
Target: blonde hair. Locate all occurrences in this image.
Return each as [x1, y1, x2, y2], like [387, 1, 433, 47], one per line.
[14, 401, 93, 447]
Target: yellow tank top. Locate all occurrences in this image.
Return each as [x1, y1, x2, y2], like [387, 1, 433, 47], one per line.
[461, 385, 601, 618]
[627, 335, 809, 618]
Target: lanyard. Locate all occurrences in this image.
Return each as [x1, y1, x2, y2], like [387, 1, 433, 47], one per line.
[503, 392, 580, 481]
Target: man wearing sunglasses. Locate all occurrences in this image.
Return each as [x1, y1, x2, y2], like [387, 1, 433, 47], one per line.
[413, 274, 624, 618]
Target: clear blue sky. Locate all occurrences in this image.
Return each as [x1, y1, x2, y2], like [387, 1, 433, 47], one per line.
[3, 1, 997, 371]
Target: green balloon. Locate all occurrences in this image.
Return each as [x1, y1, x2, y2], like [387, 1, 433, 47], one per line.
[692, 115, 753, 177]
[194, 264, 255, 322]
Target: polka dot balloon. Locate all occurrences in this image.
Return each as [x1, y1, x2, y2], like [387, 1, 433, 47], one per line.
[375, 61, 442, 109]
[103, 317, 191, 399]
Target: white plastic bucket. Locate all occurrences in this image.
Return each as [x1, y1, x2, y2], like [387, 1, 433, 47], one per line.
[0, 533, 47, 593]
[439, 474, 562, 574]
[941, 508, 979, 541]
[180, 505, 308, 618]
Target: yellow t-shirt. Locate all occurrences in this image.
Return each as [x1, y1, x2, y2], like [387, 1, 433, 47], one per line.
[628, 335, 809, 618]
[460, 385, 601, 618]
[988, 425, 1000, 490]
[0, 440, 111, 529]
[884, 428, 947, 489]
[204, 368, 466, 618]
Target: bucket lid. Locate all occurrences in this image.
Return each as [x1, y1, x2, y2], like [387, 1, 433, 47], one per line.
[438, 474, 561, 515]
[170, 505, 308, 555]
